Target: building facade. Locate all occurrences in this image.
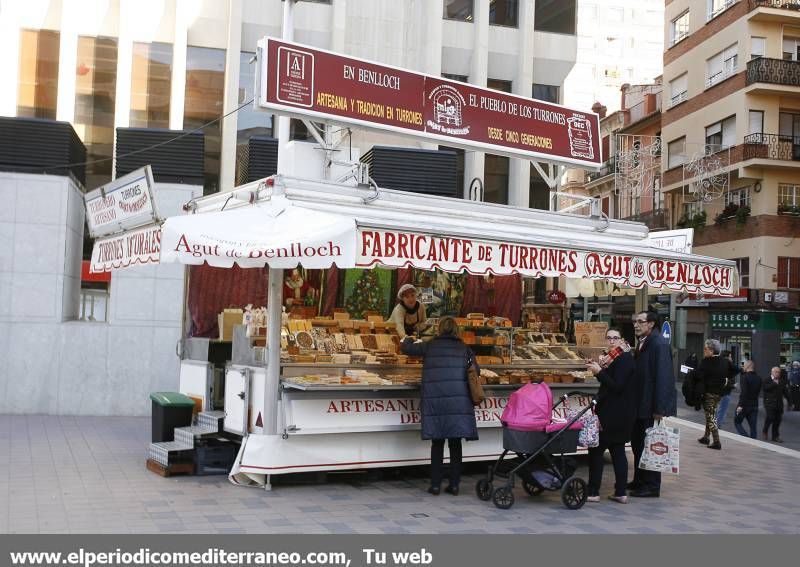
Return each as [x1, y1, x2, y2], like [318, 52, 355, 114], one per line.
[0, 0, 582, 416]
[661, 0, 800, 371]
[563, 0, 664, 113]
[0, 0, 579, 205]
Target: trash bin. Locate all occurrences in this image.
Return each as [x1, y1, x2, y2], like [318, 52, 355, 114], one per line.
[150, 392, 195, 443]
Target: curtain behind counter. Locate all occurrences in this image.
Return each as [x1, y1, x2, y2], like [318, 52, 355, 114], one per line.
[461, 274, 522, 325]
[188, 266, 338, 337]
[188, 265, 269, 337]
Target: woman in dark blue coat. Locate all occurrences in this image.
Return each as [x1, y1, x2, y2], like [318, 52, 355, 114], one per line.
[401, 316, 478, 495]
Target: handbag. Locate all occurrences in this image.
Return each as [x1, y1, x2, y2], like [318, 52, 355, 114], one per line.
[565, 397, 600, 448]
[467, 356, 485, 406]
[639, 420, 680, 474]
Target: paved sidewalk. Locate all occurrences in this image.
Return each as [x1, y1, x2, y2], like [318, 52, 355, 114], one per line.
[1, 414, 799, 534]
[678, 397, 800, 452]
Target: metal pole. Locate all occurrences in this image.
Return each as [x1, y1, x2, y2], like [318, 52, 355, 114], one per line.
[265, 266, 283, 436]
[276, 0, 295, 173]
[263, 0, 295, 438]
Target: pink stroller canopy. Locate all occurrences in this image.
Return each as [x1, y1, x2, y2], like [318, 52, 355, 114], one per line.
[500, 382, 554, 432]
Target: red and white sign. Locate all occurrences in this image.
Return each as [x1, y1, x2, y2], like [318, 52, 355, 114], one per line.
[259, 38, 602, 169]
[84, 166, 159, 238]
[159, 198, 356, 269]
[284, 391, 594, 435]
[90, 223, 161, 273]
[356, 229, 737, 295]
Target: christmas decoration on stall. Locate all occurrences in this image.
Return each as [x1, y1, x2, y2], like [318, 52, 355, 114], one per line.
[344, 269, 389, 319]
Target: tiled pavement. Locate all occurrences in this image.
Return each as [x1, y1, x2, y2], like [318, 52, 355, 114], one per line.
[677, 397, 800, 452]
[1, 414, 799, 534]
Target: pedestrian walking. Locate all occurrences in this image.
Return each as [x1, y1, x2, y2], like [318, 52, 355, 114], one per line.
[628, 311, 676, 498]
[734, 361, 761, 439]
[400, 316, 478, 496]
[789, 360, 800, 411]
[585, 328, 637, 504]
[696, 339, 728, 450]
[762, 366, 791, 443]
[715, 350, 740, 427]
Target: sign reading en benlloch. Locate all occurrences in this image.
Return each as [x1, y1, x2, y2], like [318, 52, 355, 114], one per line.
[257, 38, 602, 169]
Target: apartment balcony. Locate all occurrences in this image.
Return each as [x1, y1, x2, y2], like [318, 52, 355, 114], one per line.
[749, 0, 800, 22]
[624, 93, 662, 127]
[586, 157, 616, 186]
[743, 133, 800, 169]
[622, 208, 671, 231]
[746, 57, 800, 94]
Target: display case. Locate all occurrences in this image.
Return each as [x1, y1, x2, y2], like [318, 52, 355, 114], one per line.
[278, 362, 599, 438]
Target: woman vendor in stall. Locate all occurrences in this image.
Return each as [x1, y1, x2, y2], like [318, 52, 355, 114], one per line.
[388, 284, 428, 339]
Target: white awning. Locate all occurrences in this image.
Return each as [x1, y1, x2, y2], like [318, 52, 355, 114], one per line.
[109, 175, 739, 296]
[160, 197, 356, 269]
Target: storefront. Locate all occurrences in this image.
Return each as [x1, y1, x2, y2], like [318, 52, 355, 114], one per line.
[86, 35, 740, 487]
[91, 173, 737, 487]
[710, 311, 800, 376]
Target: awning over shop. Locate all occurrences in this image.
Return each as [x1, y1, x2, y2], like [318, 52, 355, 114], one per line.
[97, 175, 740, 296]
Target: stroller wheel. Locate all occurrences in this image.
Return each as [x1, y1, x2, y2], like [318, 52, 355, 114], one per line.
[475, 478, 493, 501]
[492, 486, 515, 510]
[560, 477, 588, 510]
[522, 479, 544, 496]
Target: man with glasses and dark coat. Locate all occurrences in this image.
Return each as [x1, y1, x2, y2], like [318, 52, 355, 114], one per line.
[628, 310, 677, 498]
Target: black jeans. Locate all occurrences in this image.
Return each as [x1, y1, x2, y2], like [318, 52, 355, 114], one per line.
[430, 438, 462, 488]
[763, 409, 783, 440]
[631, 418, 661, 492]
[588, 440, 628, 497]
[734, 408, 758, 439]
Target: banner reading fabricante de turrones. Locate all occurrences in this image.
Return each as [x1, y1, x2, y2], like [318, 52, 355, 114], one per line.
[257, 38, 602, 169]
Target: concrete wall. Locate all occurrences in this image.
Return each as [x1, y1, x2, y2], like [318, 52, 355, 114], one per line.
[0, 172, 200, 416]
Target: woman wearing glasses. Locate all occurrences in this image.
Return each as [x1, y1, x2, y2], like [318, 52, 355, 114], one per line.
[585, 329, 638, 504]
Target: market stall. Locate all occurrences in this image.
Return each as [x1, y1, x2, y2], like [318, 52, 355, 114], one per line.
[87, 173, 739, 486]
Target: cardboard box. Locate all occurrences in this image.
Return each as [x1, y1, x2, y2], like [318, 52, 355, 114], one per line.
[218, 309, 243, 341]
[574, 322, 608, 347]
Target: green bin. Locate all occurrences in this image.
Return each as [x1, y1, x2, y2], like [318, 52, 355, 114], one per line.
[150, 392, 195, 443]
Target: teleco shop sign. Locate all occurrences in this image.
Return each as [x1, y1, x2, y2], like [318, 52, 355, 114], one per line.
[356, 229, 738, 295]
[258, 38, 602, 168]
[84, 166, 159, 238]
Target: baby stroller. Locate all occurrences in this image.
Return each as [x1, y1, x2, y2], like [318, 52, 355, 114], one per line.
[475, 382, 596, 510]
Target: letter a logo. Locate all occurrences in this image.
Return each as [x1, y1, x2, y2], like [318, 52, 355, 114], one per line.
[288, 53, 305, 79]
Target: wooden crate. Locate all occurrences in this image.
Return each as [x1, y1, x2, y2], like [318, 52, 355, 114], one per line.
[146, 459, 194, 478]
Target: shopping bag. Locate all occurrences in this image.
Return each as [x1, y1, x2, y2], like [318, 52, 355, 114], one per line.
[639, 420, 680, 474]
[578, 412, 600, 448]
[565, 397, 600, 447]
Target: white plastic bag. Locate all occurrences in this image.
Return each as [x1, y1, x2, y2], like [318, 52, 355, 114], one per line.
[639, 420, 680, 474]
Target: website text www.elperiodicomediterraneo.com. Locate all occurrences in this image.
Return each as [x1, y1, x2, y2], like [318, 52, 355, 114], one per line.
[8, 547, 435, 567]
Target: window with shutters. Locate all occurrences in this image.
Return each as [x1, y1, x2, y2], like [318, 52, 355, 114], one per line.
[779, 184, 800, 206]
[725, 187, 751, 207]
[708, 0, 736, 22]
[732, 257, 750, 289]
[670, 11, 690, 47]
[705, 115, 736, 148]
[669, 73, 688, 107]
[751, 37, 766, 60]
[668, 137, 687, 169]
[778, 257, 800, 290]
[706, 44, 738, 88]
